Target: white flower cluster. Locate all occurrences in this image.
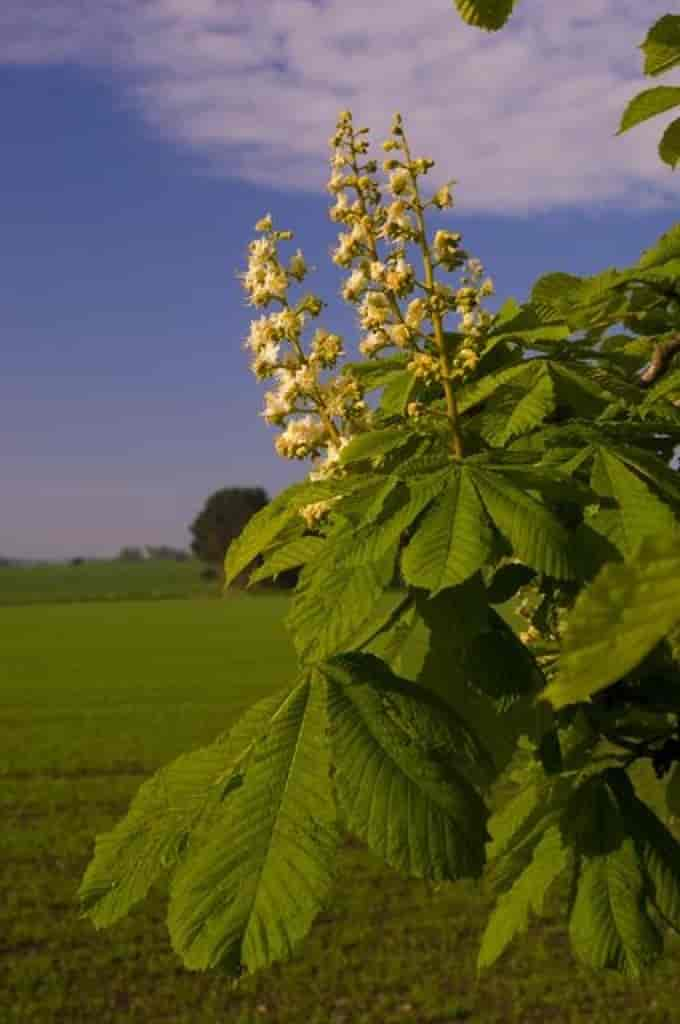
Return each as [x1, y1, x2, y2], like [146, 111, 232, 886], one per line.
[298, 496, 342, 528]
[238, 207, 372, 475]
[238, 108, 499, 473]
[324, 110, 496, 388]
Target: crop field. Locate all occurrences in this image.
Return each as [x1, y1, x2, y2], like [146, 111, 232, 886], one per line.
[0, 557, 221, 607]
[3, 563, 680, 1023]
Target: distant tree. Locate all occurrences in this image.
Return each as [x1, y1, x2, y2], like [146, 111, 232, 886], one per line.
[70, 557, 86, 566]
[189, 487, 269, 586]
[118, 546, 145, 562]
[144, 545, 190, 561]
[0, 556, 12, 567]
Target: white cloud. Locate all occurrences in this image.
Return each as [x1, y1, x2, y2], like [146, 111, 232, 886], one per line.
[1, 0, 678, 214]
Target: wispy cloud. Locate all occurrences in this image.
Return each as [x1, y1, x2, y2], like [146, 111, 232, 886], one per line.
[2, 0, 678, 214]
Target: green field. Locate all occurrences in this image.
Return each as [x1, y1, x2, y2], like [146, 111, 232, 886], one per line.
[3, 564, 680, 1023]
[0, 557, 222, 606]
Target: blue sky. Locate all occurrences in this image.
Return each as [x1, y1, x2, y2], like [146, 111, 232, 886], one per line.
[2, 0, 678, 560]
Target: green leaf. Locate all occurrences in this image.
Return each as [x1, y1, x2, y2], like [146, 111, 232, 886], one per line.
[659, 116, 680, 170]
[621, 790, 680, 933]
[640, 368, 680, 410]
[563, 770, 664, 977]
[640, 15, 680, 78]
[360, 596, 419, 674]
[463, 608, 544, 707]
[550, 363, 619, 418]
[412, 580, 538, 787]
[616, 86, 680, 136]
[485, 779, 544, 863]
[379, 369, 417, 415]
[603, 443, 680, 507]
[477, 825, 569, 972]
[224, 480, 349, 586]
[493, 368, 557, 444]
[589, 449, 678, 558]
[666, 764, 680, 822]
[569, 840, 663, 978]
[286, 554, 396, 665]
[248, 535, 326, 585]
[467, 465, 577, 580]
[453, 0, 520, 32]
[401, 467, 495, 595]
[638, 223, 680, 270]
[338, 428, 415, 466]
[78, 688, 291, 928]
[167, 678, 341, 975]
[341, 355, 409, 391]
[541, 530, 680, 710]
[321, 651, 493, 880]
[456, 359, 542, 415]
[530, 273, 585, 321]
[333, 471, 450, 570]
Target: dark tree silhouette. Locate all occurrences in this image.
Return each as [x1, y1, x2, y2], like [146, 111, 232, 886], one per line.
[188, 487, 270, 587]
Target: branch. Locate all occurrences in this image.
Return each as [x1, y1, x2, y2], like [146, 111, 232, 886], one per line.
[637, 332, 680, 389]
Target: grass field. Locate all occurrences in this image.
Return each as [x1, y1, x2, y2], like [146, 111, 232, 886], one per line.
[3, 563, 680, 1023]
[0, 557, 221, 606]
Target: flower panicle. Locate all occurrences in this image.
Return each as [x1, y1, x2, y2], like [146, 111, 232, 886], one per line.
[237, 108, 497, 473]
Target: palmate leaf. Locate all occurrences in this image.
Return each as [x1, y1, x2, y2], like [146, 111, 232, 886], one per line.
[224, 478, 357, 586]
[320, 652, 493, 880]
[529, 273, 585, 322]
[248, 535, 325, 585]
[640, 368, 680, 410]
[78, 687, 291, 928]
[456, 358, 542, 415]
[563, 769, 665, 978]
[412, 579, 539, 787]
[401, 467, 495, 595]
[341, 355, 409, 392]
[167, 677, 340, 975]
[480, 304, 570, 347]
[466, 464, 578, 580]
[477, 825, 569, 973]
[286, 550, 399, 665]
[357, 593, 419, 675]
[589, 449, 678, 558]
[638, 222, 680, 270]
[338, 427, 416, 466]
[332, 470, 450, 571]
[569, 842, 663, 978]
[463, 607, 545, 707]
[620, 789, 680, 934]
[490, 368, 557, 444]
[379, 368, 417, 415]
[541, 530, 680, 711]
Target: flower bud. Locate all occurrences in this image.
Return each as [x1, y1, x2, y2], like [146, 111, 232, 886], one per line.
[432, 184, 454, 209]
[388, 323, 411, 348]
[297, 294, 324, 317]
[389, 168, 410, 195]
[288, 249, 307, 280]
[255, 213, 273, 232]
